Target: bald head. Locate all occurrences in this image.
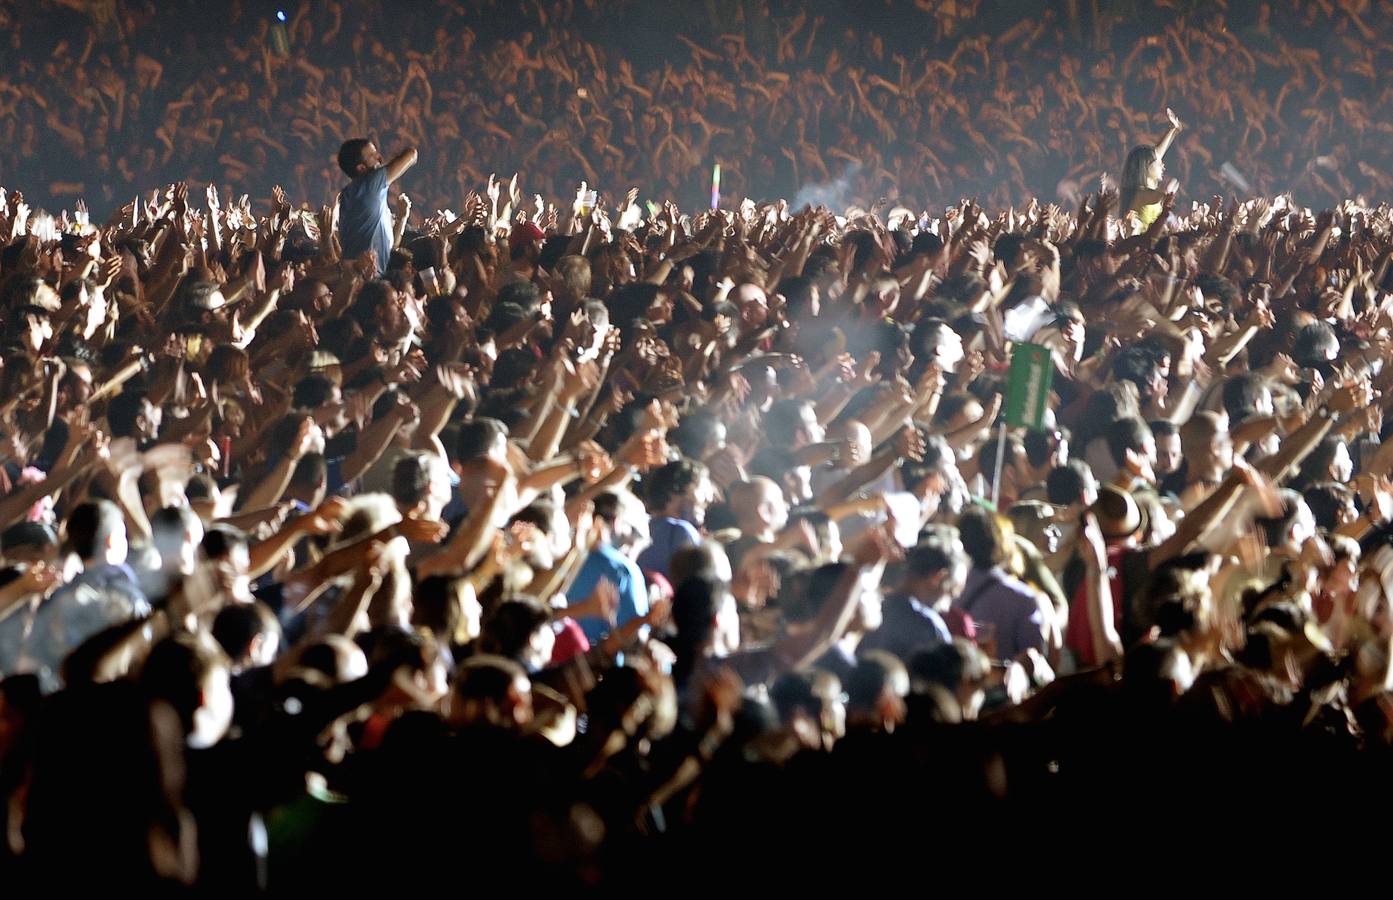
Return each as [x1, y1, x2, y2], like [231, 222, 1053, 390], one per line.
[734, 282, 769, 327]
[730, 477, 789, 537]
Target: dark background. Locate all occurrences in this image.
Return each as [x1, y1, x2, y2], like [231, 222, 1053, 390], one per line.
[0, 0, 1381, 217]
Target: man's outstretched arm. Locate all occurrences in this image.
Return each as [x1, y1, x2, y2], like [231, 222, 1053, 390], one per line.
[385, 147, 418, 184]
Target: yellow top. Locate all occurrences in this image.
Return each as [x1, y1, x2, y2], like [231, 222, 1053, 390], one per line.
[1136, 200, 1164, 229]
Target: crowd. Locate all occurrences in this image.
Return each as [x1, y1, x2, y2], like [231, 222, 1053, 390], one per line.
[5, 0, 1393, 214]
[0, 122, 1392, 886]
[4, 0, 1393, 890]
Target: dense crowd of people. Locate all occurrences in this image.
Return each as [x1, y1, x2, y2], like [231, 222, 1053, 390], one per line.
[6, 0, 1393, 891]
[6, 0, 1393, 214]
[1, 122, 1393, 886]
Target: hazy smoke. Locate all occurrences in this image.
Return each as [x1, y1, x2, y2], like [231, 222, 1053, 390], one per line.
[793, 162, 863, 211]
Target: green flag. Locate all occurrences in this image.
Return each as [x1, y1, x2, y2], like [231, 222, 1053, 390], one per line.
[1003, 343, 1053, 430]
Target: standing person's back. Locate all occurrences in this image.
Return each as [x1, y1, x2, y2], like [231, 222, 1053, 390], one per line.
[23, 500, 148, 679]
[335, 138, 417, 277]
[953, 506, 1048, 661]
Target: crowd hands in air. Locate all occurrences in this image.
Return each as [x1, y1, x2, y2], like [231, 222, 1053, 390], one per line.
[3, 148, 1393, 886]
[6, 0, 1393, 213]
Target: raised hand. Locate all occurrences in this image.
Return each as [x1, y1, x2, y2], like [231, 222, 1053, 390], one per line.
[486, 173, 501, 210]
[851, 521, 904, 569]
[849, 351, 882, 390]
[895, 425, 927, 462]
[574, 441, 612, 483]
[358, 540, 393, 583]
[433, 363, 475, 399]
[916, 361, 947, 400]
[643, 594, 673, 629]
[98, 254, 123, 291]
[274, 263, 295, 295]
[389, 392, 422, 424]
[288, 416, 318, 460]
[391, 348, 427, 385]
[318, 201, 339, 245]
[1356, 474, 1393, 523]
[1329, 379, 1375, 414]
[617, 186, 642, 231]
[618, 430, 669, 471]
[171, 181, 189, 219]
[357, 249, 379, 276]
[960, 349, 986, 386]
[508, 172, 522, 209]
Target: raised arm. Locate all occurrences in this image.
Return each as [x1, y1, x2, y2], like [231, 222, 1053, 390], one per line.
[1154, 107, 1183, 160]
[1149, 456, 1284, 567]
[384, 147, 418, 184]
[246, 500, 346, 579]
[240, 417, 315, 511]
[1077, 512, 1123, 665]
[340, 395, 419, 484]
[0, 451, 92, 529]
[1254, 384, 1363, 484]
[772, 528, 897, 671]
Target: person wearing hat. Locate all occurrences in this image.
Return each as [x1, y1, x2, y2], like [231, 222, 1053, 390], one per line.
[504, 221, 546, 287]
[1063, 485, 1146, 668]
[1063, 451, 1288, 669]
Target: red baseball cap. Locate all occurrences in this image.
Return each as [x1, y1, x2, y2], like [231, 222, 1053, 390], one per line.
[508, 221, 545, 253]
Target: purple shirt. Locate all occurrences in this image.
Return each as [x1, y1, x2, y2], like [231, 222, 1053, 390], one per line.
[953, 567, 1045, 661]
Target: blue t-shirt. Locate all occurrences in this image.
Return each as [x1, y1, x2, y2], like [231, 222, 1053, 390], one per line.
[568, 543, 648, 644]
[636, 516, 700, 580]
[338, 167, 391, 275]
[858, 592, 952, 662]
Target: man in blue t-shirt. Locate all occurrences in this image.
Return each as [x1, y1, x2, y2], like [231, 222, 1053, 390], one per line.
[336, 138, 417, 277]
[568, 492, 650, 645]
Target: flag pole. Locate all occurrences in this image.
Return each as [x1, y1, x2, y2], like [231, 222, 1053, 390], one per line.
[991, 421, 1007, 508]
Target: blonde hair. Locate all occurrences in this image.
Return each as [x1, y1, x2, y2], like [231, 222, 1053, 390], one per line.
[554, 255, 592, 299]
